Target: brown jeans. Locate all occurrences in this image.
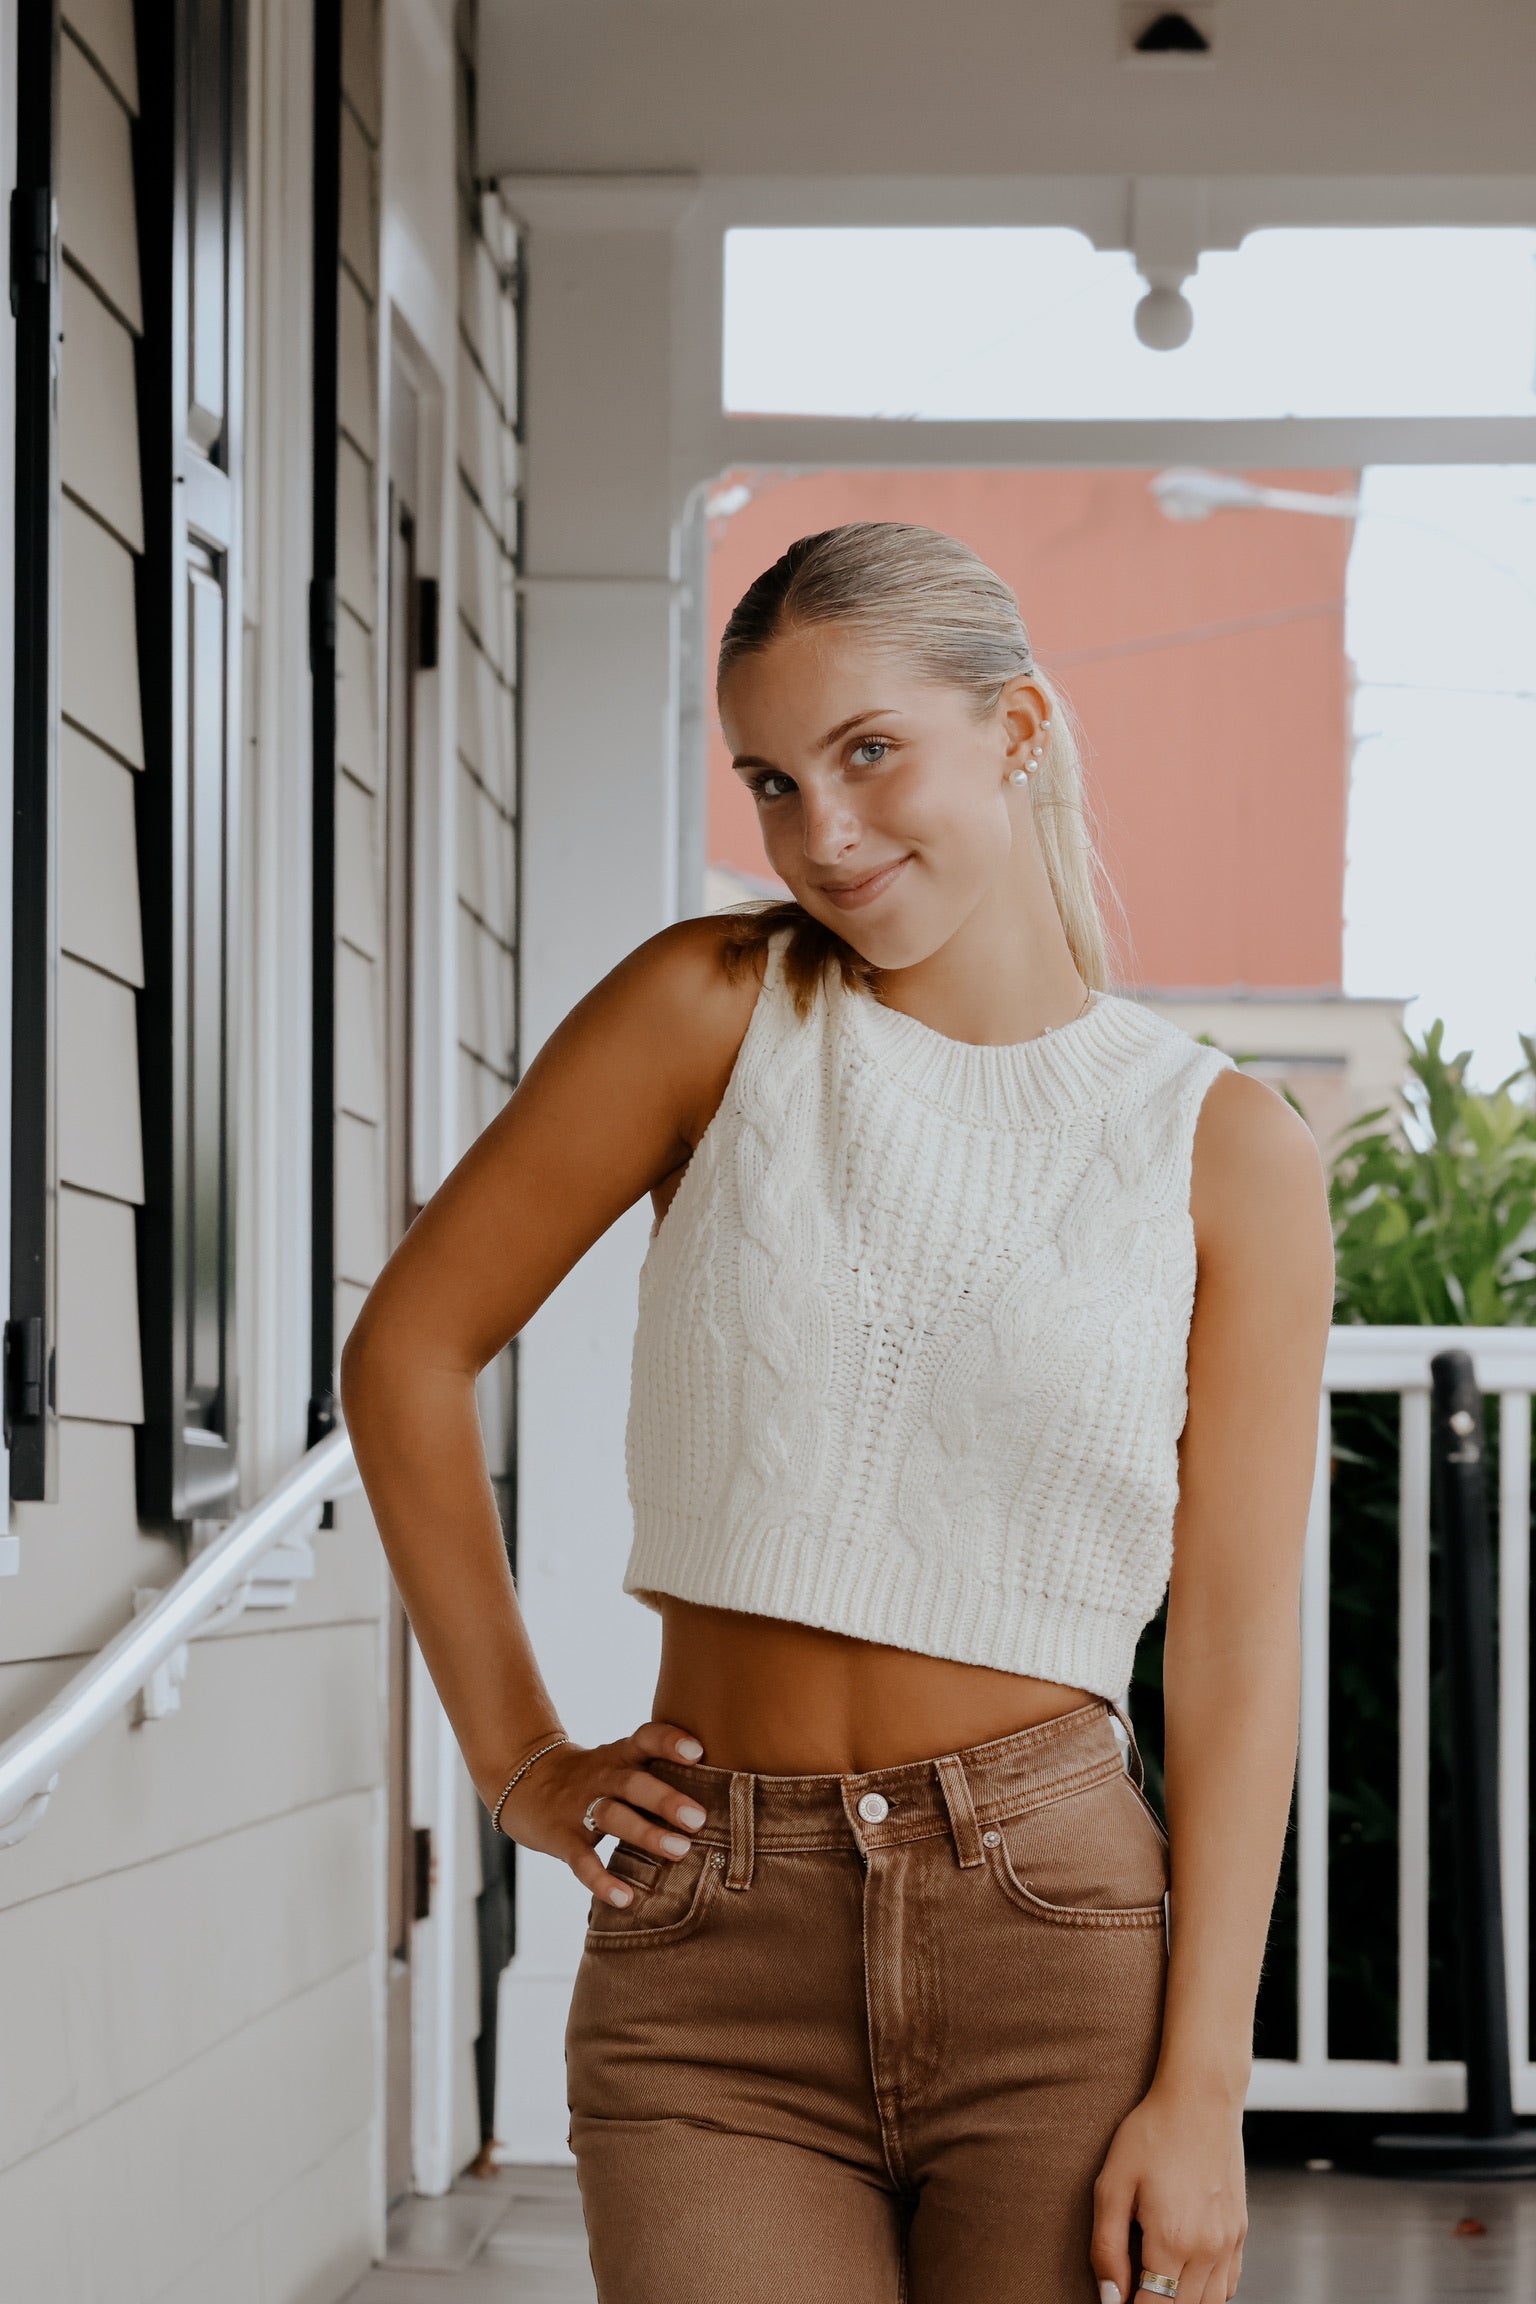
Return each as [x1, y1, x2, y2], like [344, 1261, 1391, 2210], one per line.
[566, 1696, 1171, 2301]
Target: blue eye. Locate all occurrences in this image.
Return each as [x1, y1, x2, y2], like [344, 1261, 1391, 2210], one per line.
[852, 738, 892, 766]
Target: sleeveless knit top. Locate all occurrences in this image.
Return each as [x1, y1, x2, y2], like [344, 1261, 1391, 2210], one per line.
[622, 925, 1234, 1702]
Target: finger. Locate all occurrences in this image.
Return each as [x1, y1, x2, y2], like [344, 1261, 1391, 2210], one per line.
[589, 1796, 700, 1861]
[613, 1766, 707, 1836]
[1209, 2243, 1242, 2302]
[1228, 2239, 1245, 2298]
[565, 1843, 634, 1907]
[1132, 2233, 1190, 2304]
[1088, 2168, 1135, 2304]
[628, 1718, 706, 1764]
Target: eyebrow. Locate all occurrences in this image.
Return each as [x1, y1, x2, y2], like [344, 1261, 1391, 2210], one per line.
[731, 708, 900, 776]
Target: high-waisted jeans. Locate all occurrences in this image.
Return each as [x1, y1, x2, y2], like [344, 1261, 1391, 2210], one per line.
[565, 1695, 1172, 2301]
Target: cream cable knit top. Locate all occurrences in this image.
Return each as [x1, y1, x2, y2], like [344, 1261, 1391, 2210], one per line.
[622, 923, 1234, 1703]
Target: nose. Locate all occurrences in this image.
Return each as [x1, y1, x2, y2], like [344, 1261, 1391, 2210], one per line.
[797, 784, 863, 866]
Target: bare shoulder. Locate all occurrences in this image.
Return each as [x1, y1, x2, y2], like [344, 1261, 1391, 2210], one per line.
[1190, 1065, 1333, 1283]
[548, 910, 769, 1141]
[604, 911, 767, 1031]
[600, 911, 765, 1055]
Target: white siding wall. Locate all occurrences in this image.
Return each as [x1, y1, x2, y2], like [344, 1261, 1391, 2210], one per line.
[2, 4, 164, 1629]
[334, 4, 386, 1344]
[452, 140, 523, 2184]
[0, 5, 388, 2295]
[455, 180, 520, 1515]
[0, 0, 521, 2273]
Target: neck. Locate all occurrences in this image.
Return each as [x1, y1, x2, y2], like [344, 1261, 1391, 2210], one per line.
[871, 834, 1089, 1049]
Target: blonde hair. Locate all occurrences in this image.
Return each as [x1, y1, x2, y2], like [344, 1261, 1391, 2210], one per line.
[714, 520, 1113, 1016]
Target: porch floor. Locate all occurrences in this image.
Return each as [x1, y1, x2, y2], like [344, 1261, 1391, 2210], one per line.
[344, 2160, 1536, 2301]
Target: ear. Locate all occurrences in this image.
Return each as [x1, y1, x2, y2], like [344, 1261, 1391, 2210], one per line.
[998, 675, 1048, 774]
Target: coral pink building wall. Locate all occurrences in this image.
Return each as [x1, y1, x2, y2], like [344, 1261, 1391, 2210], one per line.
[705, 469, 1357, 991]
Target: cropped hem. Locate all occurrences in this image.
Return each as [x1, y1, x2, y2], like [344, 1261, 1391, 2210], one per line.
[622, 1522, 1148, 1706]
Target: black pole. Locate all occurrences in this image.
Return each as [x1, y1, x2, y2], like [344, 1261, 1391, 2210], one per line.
[1363, 1349, 1536, 2175]
[1435, 1350, 1515, 2138]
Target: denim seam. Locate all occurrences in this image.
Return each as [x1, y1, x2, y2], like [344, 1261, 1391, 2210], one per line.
[858, 1853, 912, 2192]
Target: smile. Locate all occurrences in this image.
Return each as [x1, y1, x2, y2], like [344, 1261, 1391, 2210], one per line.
[816, 855, 913, 910]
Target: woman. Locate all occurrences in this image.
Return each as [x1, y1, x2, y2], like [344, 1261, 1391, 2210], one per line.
[341, 522, 1334, 2304]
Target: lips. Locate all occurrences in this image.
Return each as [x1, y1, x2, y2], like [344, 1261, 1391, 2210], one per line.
[816, 854, 912, 910]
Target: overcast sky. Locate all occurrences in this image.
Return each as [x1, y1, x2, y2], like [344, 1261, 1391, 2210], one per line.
[725, 227, 1536, 1087]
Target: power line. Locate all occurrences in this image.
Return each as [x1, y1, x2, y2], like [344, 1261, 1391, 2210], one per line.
[1048, 597, 1344, 668]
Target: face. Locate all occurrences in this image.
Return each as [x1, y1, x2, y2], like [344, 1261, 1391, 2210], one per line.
[719, 621, 1047, 970]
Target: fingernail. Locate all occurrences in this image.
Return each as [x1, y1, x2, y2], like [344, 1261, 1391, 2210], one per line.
[678, 1802, 706, 1828]
[609, 1885, 631, 1906]
[661, 1832, 691, 1857]
[677, 1737, 704, 1760]
[1099, 2285, 1121, 2304]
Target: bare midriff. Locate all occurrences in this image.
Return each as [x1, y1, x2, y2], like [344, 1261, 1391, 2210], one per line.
[651, 1595, 1094, 1776]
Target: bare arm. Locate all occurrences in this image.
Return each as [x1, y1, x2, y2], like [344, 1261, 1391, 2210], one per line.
[1093, 1068, 1335, 2304]
[339, 914, 762, 1898]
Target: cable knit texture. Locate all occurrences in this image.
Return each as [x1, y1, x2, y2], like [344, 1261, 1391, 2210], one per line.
[623, 925, 1235, 1703]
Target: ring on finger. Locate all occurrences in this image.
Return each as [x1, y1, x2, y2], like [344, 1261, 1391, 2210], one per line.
[1138, 2277, 1180, 2299]
[582, 1796, 605, 1835]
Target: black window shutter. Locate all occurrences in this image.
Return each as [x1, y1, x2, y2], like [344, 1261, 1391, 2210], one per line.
[134, 0, 246, 1523]
[4, 2, 62, 1501]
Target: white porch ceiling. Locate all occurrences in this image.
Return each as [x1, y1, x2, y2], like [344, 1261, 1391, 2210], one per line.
[478, 2, 1536, 183]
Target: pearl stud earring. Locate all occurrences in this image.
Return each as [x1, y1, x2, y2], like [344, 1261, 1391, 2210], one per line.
[1009, 712, 1051, 784]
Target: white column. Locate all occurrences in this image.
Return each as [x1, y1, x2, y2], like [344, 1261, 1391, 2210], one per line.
[497, 176, 698, 2160]
[380, 0, 465, 2199]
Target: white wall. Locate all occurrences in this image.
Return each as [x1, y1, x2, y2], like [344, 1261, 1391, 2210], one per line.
[496, 181, 694, 2159]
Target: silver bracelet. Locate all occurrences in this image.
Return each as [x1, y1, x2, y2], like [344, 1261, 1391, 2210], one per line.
[489, 1731, 570, 1837]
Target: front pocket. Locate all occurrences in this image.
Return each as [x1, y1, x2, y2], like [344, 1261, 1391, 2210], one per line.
[986, 1766, 1169, 1929]
[583, 1840, 725, 1950]
[990, 1845, 1167, 1928]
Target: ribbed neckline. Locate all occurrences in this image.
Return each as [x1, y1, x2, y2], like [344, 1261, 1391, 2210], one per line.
[833, 970, 1163, 1128]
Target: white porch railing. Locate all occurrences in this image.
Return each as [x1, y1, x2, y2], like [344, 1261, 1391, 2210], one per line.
[1249, 1324, 1536, 2114]
[0, 1428, 358, 1849]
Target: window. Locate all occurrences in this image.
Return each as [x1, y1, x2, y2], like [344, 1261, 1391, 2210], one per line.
[134, 0, 245, 1521]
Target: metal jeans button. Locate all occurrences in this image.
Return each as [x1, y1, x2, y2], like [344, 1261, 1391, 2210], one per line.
[856, 1791, 889, 1824]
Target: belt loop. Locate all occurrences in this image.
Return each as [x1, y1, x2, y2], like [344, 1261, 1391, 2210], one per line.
[726, 1771, 756, 1889]
[935, 1753, 984, 1869]
[1108, 1697, 1147, 1792]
